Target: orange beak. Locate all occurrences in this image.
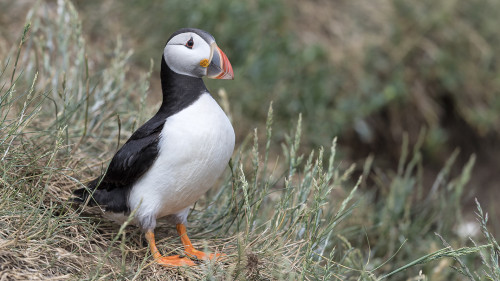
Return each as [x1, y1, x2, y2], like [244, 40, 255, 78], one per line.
[207, 45, 234, 80]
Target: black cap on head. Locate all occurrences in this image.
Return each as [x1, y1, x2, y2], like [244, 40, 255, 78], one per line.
[167, 28, 215, 45]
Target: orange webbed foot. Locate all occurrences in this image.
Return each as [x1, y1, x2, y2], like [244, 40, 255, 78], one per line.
[146, 230, 196, 267]
[146, 225, 225, 267]
[177, 223, 226, 262]
[156, 254, 197, 267]
[184, 248, 226, 261]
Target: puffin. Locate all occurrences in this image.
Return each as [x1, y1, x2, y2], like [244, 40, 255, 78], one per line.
[74, 28, 235, 267]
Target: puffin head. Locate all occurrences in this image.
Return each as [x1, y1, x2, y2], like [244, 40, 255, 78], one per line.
[163, 28, 234, 80]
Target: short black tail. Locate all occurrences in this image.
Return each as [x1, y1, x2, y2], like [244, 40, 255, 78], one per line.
[72, 176, 130, 213]
[72, 176, 102, 206]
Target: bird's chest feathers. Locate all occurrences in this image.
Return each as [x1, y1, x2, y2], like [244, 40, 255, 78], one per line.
[158, 93, 234, 165]
[129, 93, 234, 216]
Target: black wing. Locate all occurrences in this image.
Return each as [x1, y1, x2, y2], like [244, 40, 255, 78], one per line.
[100, 114, 167, 188]
[73, 114, 167, 211]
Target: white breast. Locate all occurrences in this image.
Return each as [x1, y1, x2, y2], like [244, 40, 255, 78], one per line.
[128, 93, 235, 224]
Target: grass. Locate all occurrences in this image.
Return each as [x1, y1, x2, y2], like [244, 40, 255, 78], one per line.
[1, 0, 499, 280]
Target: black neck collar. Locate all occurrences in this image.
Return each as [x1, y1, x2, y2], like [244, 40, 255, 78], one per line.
[159, 56, 207, 116]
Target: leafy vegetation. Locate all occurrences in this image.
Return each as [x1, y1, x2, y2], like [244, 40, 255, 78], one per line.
[75, 0, 500, 153]
[0, 0, 499, 280]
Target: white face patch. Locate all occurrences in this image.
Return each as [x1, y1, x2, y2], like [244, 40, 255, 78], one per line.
[164, 33, 212, 77]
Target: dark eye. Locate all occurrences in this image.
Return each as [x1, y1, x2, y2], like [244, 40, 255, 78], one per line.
[185, 38, 194, 49]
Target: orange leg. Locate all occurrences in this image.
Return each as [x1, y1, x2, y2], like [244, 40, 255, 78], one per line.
[145, 230, 196, 267]
[176, 223, 223, 261]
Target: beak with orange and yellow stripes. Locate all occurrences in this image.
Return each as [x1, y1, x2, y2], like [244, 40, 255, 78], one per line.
[205, 43, 234, 80]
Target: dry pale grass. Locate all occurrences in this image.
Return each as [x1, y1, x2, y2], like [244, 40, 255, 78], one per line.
[0, 97, 303, 280]
[0, 116, 328, 280]
[0, 2, 354, 279]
